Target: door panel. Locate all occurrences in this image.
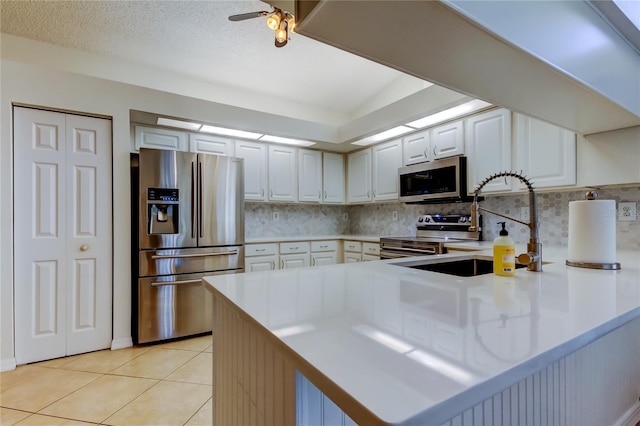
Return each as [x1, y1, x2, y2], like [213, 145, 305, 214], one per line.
[65, 113, 111, 356]
[14, 107, 112, 363]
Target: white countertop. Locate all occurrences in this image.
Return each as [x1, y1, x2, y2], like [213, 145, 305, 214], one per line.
[245, 234, 381, 244]
[204, 247, 640, 424]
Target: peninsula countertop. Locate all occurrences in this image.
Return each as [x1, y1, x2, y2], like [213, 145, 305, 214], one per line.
[204, 247, 640, 424]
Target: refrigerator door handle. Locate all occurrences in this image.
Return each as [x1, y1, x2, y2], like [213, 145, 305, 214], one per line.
[151, 279, 202, 287]
[198, 160, 203, 238]
[151, 251, 238, 260]
[191, 161, 196, 238]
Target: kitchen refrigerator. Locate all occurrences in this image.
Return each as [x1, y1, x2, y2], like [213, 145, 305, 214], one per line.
[131, 148, 244, 344]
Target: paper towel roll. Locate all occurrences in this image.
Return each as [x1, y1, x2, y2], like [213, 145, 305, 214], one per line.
[567, 199, 617, 264]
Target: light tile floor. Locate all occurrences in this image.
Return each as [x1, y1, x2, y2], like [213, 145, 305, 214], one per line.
[0, 335, 213, 426]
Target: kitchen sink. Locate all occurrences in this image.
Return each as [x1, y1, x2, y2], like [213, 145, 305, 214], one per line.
[392, 255, 527, 277]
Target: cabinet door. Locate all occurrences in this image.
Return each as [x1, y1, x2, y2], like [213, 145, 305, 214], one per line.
[269, 145, 298, 202]
[514, 114, 576, 189]
[280, 253, 310, 269]
[189, 133, 234, 156]
[311, 252, 337, 266]
[465, 109, 512, 194]
[245, 255, 278, 272]
[432, 120, 464, 159]
[298, 149, 322, 203]
[322, 152, 345, 204]
[403, 130, 431, 165]
[344, 252, 362, 263]
[372, 139, 403, 201]
[347, 148, 372, 203]
[235, 141, 268, 201]
[134, 125, 188, 151]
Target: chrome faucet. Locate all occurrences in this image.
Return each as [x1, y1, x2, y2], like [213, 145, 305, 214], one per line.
[469, 172, 543, 272]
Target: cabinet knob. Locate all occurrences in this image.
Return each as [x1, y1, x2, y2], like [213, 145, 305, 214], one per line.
[80, 244, 89, 252]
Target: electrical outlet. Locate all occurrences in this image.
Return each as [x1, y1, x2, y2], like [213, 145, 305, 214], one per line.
[272, 212, 280, 221]
[618, 202, 637, 222]
[392, 211, 398, 221]
[343, 213, 349, 221]
[520, 207, 530, 222]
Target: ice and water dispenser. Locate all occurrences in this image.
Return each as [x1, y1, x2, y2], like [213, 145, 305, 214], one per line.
[147, 188, 179, 234]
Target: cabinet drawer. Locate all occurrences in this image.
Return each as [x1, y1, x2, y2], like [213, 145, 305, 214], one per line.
[311, 240, 338, 252]
[362, 242, 380, 256]
[343, 241, 362, 253]
[245, 243, 278, 257]
[280, 241, 310, 254]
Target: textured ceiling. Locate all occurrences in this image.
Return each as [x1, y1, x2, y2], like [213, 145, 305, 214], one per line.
[0, 0, 430, 125]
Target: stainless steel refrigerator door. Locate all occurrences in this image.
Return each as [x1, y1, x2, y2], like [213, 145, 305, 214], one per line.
[137, 270, 241, 344]
[138, 245, 244, 277]
[138, 148, 197, 249]
[198, 154, 244, 247]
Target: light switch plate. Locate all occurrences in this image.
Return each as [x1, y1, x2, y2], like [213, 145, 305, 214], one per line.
[618, 202, 637, 221]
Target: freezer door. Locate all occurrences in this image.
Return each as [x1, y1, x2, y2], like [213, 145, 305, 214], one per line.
[198, 154, 244, 247]
[138, 149, 197, 249]
[136, 270, 241, 344]
[139, 245, 244, 277]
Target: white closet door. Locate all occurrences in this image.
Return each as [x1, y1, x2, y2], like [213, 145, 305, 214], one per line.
[14, 107, 112, 364]
[64, 114, 112, 356]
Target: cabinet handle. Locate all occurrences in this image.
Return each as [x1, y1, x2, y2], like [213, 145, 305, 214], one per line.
[271, 261, 276, 269]
[318, 190, 322, 199]
[261, 188, 264, 197]
[270, 189, 274, 198]
[312, 258, 316, 266]
[280, 259, 284, 268]
[367, 191, 371, 198]
[324, 190, 327, 199]
[320, 245, 328, 249]
[433, 146, 437, 156]
[291, 246, 299, 250]
[504, 177, 508, 186]
[256, 248, 265, 252]
[424, 148, 429, 159]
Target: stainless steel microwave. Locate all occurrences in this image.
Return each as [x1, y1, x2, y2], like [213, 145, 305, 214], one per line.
[398, 156, 473, 203]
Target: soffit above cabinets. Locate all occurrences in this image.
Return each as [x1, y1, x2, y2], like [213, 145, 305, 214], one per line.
[295, 0, 640, 135]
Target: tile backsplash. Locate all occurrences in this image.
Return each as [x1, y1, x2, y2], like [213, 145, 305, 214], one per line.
[245, 186, 639, 249]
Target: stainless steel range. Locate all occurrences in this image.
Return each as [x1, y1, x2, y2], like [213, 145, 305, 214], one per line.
[380, 214, 482, 259]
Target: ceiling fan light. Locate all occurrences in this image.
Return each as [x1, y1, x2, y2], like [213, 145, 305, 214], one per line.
[286, 15, 296, 33]
[275, 21, 288, 43]
[266, 10, 281, 30]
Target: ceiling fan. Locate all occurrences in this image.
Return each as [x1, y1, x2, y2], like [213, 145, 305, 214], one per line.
[228, 7, 296, 47]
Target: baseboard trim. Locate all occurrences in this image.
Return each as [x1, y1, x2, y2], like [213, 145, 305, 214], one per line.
[111, 337, 133, 350]
[1, 357, 17, 372]
[615, 401, 640, 426]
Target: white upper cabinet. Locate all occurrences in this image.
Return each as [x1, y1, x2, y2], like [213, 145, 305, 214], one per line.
[298, 149, 323, 203]
[347, 148, 372, 203]
[465, 108, 512, 194]
[403, 130, 431, 165]
[513, 113, 576, 190]
[322, 152, 345, 204]
[135, 125, 188, 151]
[372, 139, 403, 201]
[431, 120, 465, 159]
[189, 133, 235, 156]
[235, 140, 268, 202]
[269, 145, 298, 202]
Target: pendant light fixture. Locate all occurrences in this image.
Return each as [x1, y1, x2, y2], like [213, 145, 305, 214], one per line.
[229, 7, 296, 48]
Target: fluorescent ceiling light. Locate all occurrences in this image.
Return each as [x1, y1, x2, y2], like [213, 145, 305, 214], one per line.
[157, 117, 202, 131]
[614, 0, 640, 30]
[406, 100, 492, 129]
[351, 125, 414, 146]
[259, 135, 315, 147]
[200, 125, 262, 140]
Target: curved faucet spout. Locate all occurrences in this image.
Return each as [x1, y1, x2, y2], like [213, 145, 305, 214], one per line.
[470, 171, 542, 272]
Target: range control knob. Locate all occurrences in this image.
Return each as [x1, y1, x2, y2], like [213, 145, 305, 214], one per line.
[424, 216, 431, 223]
[459, 217, 467, 223]
[418, 217, 424, 223]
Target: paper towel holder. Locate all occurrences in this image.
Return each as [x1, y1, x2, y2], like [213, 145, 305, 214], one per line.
[565, 190, 621, 270]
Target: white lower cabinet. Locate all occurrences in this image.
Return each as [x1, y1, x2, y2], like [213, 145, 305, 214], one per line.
[362, 242, 380, 261]
[343, 240, 362, 262]
[279, 242, 310, 269]
[311, 240, 339, 266]
[244, 243, 278, 272]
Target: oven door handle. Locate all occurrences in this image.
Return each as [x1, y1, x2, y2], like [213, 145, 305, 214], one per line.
[151, 251, 238, 260]
[151, 279, 202, 287]
[381, 246, 437, 255]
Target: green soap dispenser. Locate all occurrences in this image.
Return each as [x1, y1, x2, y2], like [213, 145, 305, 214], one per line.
[493, 222, 516, 276]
